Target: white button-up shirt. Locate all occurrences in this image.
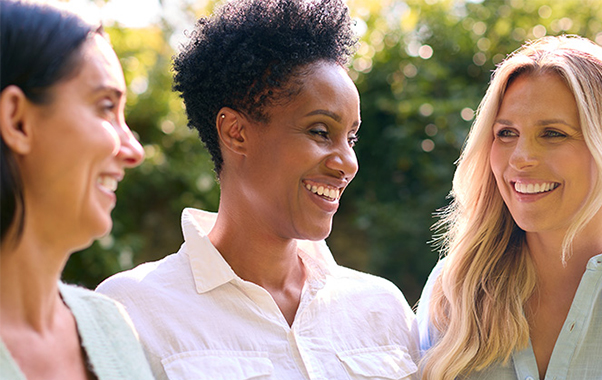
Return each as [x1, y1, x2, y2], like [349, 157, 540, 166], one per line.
[97, 208, 419, 380]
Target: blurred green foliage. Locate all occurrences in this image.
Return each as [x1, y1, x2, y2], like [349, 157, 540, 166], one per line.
[63, 0, 602, 305]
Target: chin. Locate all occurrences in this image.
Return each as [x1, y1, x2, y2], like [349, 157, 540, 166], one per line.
[71, 237, 96, 253]
[512, 216, 560, 234]
[87, 217, 114, 244]
[297, 222, 332, 241]
[97, 221, 114, 240]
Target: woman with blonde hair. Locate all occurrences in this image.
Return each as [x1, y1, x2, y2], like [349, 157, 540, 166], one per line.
[417, 35, 602, 380]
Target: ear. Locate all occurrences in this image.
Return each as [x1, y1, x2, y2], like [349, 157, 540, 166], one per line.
[216, 107, 248, 156]
[0, 86, 33, 154]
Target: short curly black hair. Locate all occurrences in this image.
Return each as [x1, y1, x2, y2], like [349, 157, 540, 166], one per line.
[172, 0, 357, 175]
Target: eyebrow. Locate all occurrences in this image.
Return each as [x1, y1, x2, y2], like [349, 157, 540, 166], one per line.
[305, 109, 361, 128]
[92, 85, 124, 99]
[537, 119, 578, 130]
[494, 118, 578, 130]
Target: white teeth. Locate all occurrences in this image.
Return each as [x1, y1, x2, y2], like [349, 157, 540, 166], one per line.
[98, 176, 118, 192]
[305, 183, 340, 200]
[514, 182, 558, 194]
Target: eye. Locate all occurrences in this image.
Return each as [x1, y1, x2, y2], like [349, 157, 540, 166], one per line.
[494, 128, 517, 140]
[99, 99, 117, 120]
[542, 129, 567, 138]
[348, 134, 359, 147]
[309, 125, 329, 139]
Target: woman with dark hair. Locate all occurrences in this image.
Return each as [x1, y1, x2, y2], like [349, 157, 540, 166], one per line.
[0, 1, 153, 379]
[97, 0, 419, 378]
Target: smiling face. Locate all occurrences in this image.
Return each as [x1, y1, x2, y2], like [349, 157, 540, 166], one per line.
[490, 73, 597, 235]
[21, 35, 144, 250]
[238, 61, 360, 241]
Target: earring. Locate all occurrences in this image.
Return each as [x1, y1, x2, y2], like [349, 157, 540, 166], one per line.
[221, 114, 225, 119]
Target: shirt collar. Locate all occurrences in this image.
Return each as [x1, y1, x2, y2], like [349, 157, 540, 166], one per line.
[587, 252, 602, 271]
[180, 208, 338, 294]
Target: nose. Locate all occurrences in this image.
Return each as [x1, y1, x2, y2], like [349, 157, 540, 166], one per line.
[325, 141, 358, 180]
[509, 136, 539, 171]
[115, 120, 145, 168]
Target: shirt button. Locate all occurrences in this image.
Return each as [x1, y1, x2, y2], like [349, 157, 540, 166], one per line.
[525, 377, 534, 380]
[568, 321, 576, 332]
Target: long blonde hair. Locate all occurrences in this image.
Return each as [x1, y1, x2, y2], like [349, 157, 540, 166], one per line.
[422, 35, 602, 380]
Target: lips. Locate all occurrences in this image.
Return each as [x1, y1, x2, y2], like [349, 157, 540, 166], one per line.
[513, 181, 559, 194]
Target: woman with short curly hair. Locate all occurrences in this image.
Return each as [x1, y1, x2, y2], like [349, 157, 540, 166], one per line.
[98, 1, 419, 379]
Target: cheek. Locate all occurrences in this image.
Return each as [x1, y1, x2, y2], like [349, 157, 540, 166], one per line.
[489, 144, 505, 181]
[590, 162, 600, 192]
[575, 151, 598, 196]
[489, 144, 512, 202]
[349, 149, 359, 176]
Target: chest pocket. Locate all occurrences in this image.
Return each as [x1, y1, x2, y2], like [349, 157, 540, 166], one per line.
[336, 345, 417, 379]
[162, 350, 273, 380]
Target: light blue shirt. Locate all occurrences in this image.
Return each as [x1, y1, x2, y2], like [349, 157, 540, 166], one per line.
[417, 254, 602, 380]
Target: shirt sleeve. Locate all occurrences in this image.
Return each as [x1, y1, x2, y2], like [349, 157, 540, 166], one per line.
[415, 259, 445, 357]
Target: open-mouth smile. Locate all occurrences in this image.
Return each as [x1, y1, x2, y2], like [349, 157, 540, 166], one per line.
[303, 181, 342, 201]
[97, 175, 119, 192]
[513, 181, 560, 194]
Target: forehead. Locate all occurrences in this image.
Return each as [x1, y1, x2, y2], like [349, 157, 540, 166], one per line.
[58, 34, 126, 96]
[500, 73, 577, 115]
[301, 62, 358, 97]
[284, 62, 360, 115]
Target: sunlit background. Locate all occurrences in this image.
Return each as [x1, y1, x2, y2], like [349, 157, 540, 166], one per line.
[57, 0, 602, 305]
[63, 0, 180, 28]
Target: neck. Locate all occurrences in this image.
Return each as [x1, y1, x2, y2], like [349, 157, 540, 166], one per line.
[209, 206, 305, 290]
[524, 216, 602, 380]
[209, 175, 311, 289]
[208, 203, 308, 326]
[526, 213, 602, 290]
[0, 227, 68, 332]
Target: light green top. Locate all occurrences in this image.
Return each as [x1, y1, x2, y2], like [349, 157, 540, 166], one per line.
[0, 283, 155, 380]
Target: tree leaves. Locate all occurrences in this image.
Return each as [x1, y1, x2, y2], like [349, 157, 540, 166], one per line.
[64, 0, 602, 305]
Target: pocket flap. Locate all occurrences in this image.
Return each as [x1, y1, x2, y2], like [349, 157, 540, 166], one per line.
[162, 351, 273, 380]
[337, 345, 417, 379]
